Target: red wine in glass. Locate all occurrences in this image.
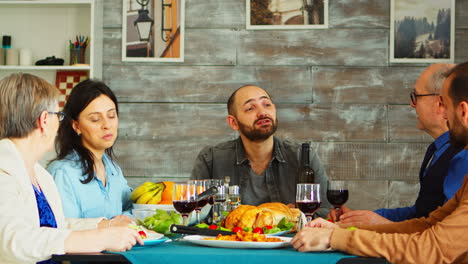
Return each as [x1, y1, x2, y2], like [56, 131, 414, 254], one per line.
[296, 201, 321, 214]
[173, 200, 198, 214]
[327, 181, 348, 221]
[326, 190, 349, 207]
[296, 183, 321, 223]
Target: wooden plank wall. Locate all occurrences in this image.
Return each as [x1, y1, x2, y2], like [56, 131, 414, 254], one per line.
[102, 0, 468, 210]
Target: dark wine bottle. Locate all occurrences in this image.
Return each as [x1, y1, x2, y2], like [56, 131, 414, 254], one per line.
[298, 143, 315, 183]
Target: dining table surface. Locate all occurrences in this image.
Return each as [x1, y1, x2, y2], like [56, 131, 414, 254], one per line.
[52, 238, 391, 264]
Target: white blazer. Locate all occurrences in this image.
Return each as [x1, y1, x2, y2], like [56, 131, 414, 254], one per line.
[0, 139, 103, 264]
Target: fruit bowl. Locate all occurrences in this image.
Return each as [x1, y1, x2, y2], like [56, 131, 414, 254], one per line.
[133, 203, 176, 211]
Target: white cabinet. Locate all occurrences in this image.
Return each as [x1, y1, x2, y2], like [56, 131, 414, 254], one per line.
[0, 0, 101, 84]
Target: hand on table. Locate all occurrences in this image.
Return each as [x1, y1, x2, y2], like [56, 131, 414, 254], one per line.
[305, 217, 339, 228]
[291, 227, 333, 252]
[101, 226, 144, 252]
[327, 205, 352, 222]
[338, 210, 393, 227]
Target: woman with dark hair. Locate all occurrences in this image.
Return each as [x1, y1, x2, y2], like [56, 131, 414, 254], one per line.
[0, 73, 142, 264]
[47, 79, 133, 227]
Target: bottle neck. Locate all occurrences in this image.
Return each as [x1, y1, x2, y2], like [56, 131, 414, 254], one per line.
[301, 147, 310, 167]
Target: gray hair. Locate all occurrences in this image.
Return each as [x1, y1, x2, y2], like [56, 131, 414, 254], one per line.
[427, 63, 455, 93]
[0, 73, 59, 139]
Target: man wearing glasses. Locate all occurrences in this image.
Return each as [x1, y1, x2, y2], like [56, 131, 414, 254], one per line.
[292, 62, 468, 264]
[330, 63, 468, 226]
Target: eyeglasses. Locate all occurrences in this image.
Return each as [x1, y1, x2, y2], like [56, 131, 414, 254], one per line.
[48, 111, 66, 122]
[410, 91, 439, 105]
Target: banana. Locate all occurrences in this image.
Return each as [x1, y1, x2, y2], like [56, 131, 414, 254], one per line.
[136, 188, 159, 204]
[147, 188, 164, 204]
[131, 182, 158, 202]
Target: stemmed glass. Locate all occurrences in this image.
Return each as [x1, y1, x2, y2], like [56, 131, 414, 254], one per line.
[326, 180, 349, 221]
[296, 183, 321, 223]
[172, 183, 197, 226]
[187, 180, 209, 224]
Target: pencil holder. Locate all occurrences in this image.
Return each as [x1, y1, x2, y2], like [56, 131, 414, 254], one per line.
[69, 47, 86, 65]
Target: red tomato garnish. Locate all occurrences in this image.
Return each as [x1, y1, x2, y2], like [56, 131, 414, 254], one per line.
[232, 227, 242, 233]
[327, 219, 334, 223]
[265, 225, 273, 230]
[138, 230, 147, 239]
[208, 224, 218, 230]
[253, 227, 264, 234]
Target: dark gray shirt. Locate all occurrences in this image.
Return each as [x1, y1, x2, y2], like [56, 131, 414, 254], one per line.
[190, 137, 332, 217]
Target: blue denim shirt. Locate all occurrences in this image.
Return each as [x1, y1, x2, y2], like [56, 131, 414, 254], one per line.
[47, 152, 133, 219]
[190, 137, 332, 217]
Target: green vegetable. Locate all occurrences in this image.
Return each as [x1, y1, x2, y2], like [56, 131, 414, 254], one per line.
[217, 226, 231, 232]
[243, 227, 253, 232]
[195, 223, 210, 229]
[277, 217, 294, 231]
[264, 227, 281, 234]
[141, 209, 182, 236]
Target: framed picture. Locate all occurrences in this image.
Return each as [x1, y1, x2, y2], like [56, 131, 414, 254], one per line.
[55, 71, 88, 108]
[122, 0, 185, 62]
[390, 0, 455, 63]
[246, 0, 328, 30]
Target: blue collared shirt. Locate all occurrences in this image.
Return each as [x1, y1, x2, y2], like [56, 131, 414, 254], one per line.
[47, 152, 133, 219]
[374, 132, 468, 221]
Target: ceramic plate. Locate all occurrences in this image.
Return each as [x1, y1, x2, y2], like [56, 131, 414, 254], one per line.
[136, 233, 169, 247]
[183, 235, 291, 249]
[266, 230, 290, 236]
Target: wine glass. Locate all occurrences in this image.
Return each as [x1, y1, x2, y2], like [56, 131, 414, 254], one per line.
[326, 180, 349, 221]
[187, 180, 209, 224]
[296, 183, 321, 223]
[172, 183, 197, 226]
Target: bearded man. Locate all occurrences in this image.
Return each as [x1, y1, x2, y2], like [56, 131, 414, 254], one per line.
[190, 85, 331, 217]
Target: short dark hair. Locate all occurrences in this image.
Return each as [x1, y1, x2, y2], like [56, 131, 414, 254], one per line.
[227, 85, 273, 115]
[446, 62, 468, 106]
[53, 79, 119, 184]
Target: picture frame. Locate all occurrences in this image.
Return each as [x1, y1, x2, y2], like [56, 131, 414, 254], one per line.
[246, 0, 328, 30]
[55, 71, 89, 108]
[122, 0, 185, 62]
[390, 0, 455, 63]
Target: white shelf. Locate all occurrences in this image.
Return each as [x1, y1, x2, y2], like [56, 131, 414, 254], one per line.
[0, 65, 90, 70]
[0, 0, 97, 83]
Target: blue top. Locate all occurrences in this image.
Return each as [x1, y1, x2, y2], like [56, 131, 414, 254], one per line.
[47, 152, 133, 219]
[374, 132, 468, 221]
[33, 185, 58, 264]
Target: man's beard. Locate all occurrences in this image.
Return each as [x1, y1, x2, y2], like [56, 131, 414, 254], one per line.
[237, 117, 278, 142]
[448, 117, 468, 148]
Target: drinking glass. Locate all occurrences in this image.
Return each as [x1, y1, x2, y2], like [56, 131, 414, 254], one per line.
[326, 180, 349, 221]
[172, 183, 197, 226]
[187, 180, 209, 224]
[229, 185, 240, 210]
[209, 179, 225, 224]
[296, 183, 321, 223]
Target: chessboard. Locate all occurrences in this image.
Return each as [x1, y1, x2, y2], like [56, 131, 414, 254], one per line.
[55, 71, 88, 108]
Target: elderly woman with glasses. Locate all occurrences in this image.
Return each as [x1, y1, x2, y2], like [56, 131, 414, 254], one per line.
[47, 79, 133, 227]
[0, 73, 142, 264]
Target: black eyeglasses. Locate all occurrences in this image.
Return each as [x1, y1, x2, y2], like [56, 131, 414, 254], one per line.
[410, 91, 439, 105]
[48, 111, 66, 122]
